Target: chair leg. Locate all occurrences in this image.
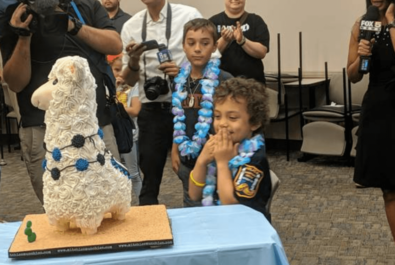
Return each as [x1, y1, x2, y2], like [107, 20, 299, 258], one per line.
[285, 95, 290, 161]
[0, 141, 3, 160]
[5, 116, 11, 153]
[285, 119, 290, 161]
[0, 145, 6, 166]
[0, 122, 6, 166]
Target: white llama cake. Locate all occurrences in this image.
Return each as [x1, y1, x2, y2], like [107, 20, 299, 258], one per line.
[31, 56, 132, 235]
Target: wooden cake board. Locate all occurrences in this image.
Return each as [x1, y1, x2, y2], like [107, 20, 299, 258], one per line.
[8, 205, 173, 259]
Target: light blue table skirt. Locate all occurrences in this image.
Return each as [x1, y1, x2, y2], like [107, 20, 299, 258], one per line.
[0, 204, 289, 265]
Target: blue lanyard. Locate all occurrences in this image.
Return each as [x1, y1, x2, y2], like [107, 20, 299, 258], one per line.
[70, 0, 86, 25]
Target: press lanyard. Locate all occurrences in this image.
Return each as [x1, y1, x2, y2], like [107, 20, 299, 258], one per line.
[70, 0, 86, 24]
[141, 3, 172, 82]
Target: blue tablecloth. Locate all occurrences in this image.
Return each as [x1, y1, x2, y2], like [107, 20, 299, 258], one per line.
[0, 205, 289, 265]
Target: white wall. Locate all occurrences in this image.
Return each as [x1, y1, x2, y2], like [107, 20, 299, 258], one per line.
[120, 0, 366, 75]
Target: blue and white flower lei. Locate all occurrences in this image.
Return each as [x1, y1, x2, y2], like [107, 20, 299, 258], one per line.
[202, 134, 265, 206]
[172, 58, 220, 158]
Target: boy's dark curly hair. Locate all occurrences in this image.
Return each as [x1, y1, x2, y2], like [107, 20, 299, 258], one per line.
[214, 77, 270, 135]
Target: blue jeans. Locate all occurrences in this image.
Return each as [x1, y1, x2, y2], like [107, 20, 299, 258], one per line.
[19, 126, 46, 205]
[121, 141, 142, 203]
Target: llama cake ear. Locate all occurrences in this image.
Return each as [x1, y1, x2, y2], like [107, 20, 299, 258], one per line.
[69, 64, 75, 74]
[68, 58, 86, 83]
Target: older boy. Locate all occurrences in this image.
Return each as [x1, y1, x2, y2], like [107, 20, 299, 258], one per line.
[171, 18, 232, 207]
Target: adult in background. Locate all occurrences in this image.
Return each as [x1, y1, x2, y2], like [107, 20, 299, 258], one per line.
[101, 0, 131, 34]
[1, 0, 122, 205]
[209, 0, 269, 84]
[347, 0, 395, 241]
[121, 0, 202, 206]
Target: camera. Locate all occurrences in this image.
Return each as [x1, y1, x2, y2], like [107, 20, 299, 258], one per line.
[17, 0, 71, 35]
[143, 76, 169, 100]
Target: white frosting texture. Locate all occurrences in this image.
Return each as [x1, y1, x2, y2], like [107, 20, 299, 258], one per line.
[38, 56, 132, 235]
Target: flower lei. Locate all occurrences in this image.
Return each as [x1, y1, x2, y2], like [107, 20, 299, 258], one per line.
[172, 58, 220, 158]
[202, 134, 265, 206]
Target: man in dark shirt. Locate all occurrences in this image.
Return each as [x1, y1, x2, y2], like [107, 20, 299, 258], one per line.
[1, 0, 122, 205]
[101, 0, 131, 33]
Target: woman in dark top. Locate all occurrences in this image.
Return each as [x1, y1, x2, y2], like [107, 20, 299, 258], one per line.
[347, 0, 395, 241]
[209, 0, 269, 84]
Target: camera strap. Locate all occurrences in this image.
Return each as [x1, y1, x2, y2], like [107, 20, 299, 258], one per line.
[67, 0, 117, 98]
[141, 3, 172, 83]
[70, 0, 86, 24]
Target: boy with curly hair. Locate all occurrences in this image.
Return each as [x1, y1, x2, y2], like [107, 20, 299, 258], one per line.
[189, 77, 272, 219]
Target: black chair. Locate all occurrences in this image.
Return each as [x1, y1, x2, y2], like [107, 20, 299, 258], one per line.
[267, 33, 304, 161]
[298, 65, 364, 161]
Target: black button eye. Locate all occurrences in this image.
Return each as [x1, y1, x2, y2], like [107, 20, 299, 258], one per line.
[53, 79, 58, 85]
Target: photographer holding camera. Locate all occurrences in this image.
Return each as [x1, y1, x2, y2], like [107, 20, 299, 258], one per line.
[121, 0, 202, 206]
[0, 0, 122, 205]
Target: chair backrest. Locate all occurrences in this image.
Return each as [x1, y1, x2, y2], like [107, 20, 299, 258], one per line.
[266, 78, 285, 103]
[328, 71, 368, 107]
[2, 83, 21, 123]
[328, 71, 346, 105]
[266, 170, 281, 218]
[266, 88, 280, 119]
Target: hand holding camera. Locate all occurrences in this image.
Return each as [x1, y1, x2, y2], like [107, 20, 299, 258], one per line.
[13, 0, 70, 36]
[125, 42, 146, 71]
[10, 3, 34, 33]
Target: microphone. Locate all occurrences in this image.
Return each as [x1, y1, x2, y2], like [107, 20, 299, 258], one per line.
[358, 5, 381, 74]
[157, 44, 173, 64]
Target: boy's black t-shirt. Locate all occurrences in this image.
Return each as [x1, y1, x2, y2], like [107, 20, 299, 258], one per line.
[208, 144, 272, 217]
[209, 12, 269, 84]
[232, 146, 272, 218]
[0, 0, 115, 128]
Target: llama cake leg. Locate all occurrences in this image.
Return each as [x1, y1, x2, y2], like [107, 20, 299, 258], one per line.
[69, 221, 77, 229]
[80, 227, 98, 235]
[55, 220, 70, 232]
[112, 210, 126, 221]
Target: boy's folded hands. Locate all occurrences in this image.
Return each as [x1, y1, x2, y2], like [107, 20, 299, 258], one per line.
[213, 129, 239, 164]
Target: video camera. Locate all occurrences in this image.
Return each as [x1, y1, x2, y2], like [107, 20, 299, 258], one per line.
[17, 0, 71, 35]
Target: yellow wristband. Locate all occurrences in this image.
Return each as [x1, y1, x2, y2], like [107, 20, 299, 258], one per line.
[190, 171, 205, 187]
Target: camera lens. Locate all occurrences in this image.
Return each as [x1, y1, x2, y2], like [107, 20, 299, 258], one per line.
[145, 87, 160, 100]
[144, 77, 169, 100]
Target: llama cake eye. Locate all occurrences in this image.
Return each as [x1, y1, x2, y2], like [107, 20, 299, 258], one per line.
[53, 79, 58, 85]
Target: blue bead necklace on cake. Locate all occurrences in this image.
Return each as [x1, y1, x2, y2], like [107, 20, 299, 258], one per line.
[202, 134, 265, 206]
[172, 58, 220, 159]
[42, 128, 130, 181]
